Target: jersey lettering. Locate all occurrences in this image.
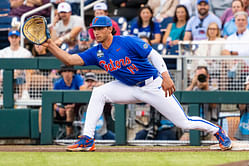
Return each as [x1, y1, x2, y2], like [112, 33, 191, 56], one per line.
[98, 56, 138, 74]
[127, 64, 139, 74]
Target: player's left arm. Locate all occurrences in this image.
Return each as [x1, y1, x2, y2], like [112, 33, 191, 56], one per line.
[148, 49, 175, 97]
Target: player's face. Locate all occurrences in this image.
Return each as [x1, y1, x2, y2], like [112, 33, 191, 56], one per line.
[232, 1, 243, 14]
[93, 27, 112, 43]
[197, 2, 209, 16]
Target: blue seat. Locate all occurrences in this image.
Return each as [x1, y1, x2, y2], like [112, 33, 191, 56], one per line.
[127, 17, 138, 31]
[152, 43, 165, 55]
[0, 31, 9, 49]
[0, 0, 10, 14]
[111, 16, 128, 32]
[0, 16, 13, 29]
[160, 17, 173, 30]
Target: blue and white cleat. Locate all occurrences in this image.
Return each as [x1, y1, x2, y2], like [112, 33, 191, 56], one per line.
[214, 127, 232, 151]
[66, 135, 96, 152]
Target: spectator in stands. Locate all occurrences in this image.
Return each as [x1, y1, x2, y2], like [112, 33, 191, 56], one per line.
[222, 11, 249, 90]
[222, 11, 249, 57]
[88, 2, 120, 41]
[184, 0, 221, 41]
[194, 22, 225, 89]
[9, 0, 50, 18]
[39, 65, 84, 138]
[51, 2, 83, 48]
[80, 72, 103, 90]
[223, 0, 249, 37]
[234, 75, 249, 140]
[28, 45, 54, 99]
[79, 72, 115, 140]
[0, 30, 32, 58]
[9, 0, 23, 9]
[185, 66, 220, 140]
[68, 31, 91, 54]
[162, 4, 189, 55]
[135, 107, 182, 140]
[130, 6, 161, 44]
[111, 0, 148, 21]
[32, 44, 53, 57]
[0, 30, 32, 100]
[195, 22, 225, 57]
[147, 0, 178, 23]
[221, 0, 249, 27]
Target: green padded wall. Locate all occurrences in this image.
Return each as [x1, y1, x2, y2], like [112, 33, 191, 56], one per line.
[0, 109, 30, 138]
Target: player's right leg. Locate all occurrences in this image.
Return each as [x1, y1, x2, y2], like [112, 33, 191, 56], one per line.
[135, 77, 232, 150]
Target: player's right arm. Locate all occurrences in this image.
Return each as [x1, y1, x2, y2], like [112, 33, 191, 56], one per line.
[43, 39, 85, 66]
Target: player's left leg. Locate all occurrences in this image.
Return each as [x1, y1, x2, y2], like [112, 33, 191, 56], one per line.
[135, 77, 232, 150]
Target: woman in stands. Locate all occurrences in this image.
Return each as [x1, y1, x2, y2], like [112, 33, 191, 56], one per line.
[130, 6, 161, 44]
[193, 22, 226, 90]
[162, 4, 189, 55]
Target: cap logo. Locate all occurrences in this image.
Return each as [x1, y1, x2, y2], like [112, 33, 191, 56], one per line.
[94, 18, 99, 24]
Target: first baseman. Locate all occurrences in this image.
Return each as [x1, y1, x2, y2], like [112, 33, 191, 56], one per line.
[42, 16, 232, 151]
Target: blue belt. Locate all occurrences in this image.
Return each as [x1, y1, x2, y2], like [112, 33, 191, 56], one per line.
[136, 75, 158, 87]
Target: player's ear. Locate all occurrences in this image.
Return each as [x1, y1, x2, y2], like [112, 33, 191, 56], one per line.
[107, 26, 112, 32]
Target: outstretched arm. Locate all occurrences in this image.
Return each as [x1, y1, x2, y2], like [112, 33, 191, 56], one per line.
[148, 49, 175, 97]
[42, 39, 84, 66]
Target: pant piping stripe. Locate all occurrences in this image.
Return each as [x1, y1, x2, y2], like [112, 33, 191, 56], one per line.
[172, 94, 218, 129]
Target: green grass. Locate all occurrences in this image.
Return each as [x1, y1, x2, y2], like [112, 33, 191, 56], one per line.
[0, 151, 249, 166]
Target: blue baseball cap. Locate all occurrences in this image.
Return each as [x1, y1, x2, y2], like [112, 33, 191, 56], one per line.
[197, 0, 209, 4]
[8, 30, 20, 37]
[90, 16, 112, 28]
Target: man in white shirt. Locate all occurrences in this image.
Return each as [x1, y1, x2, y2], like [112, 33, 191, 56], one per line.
[0, 30, 32, 58]
[0, 30, 32, 100]
[222, 11, 249, 57]
[51, 2, 83, 47]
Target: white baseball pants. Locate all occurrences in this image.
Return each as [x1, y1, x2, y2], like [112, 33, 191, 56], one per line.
[83, 77, 219, 138]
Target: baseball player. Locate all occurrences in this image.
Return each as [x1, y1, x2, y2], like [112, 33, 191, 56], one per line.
[42, 16, 232, 152]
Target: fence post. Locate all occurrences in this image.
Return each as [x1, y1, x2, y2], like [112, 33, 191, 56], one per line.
[3, 69, 14, 108]
[115, 104, 126, 145]
[188, 104, 200, 146]
[41, 91, 62, 144]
